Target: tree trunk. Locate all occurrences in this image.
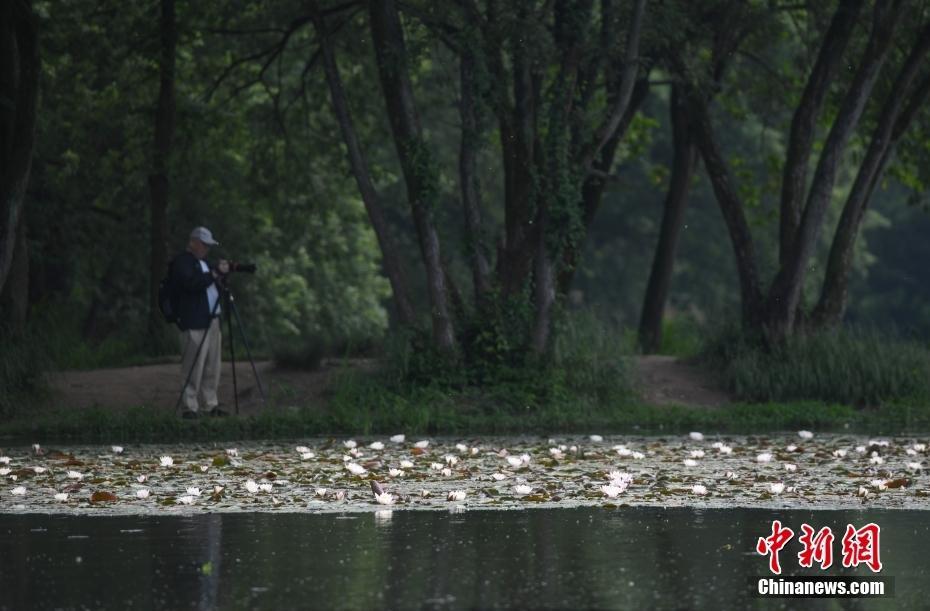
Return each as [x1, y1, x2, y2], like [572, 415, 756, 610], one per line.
[1, 216, 28, 328]
[638, 85, 697, 354]
[311, 2, 416, 327]
[148, 0, 175, 338]
[368, 0, 455, 353]
[812, 37, 930, 326]
[0, 0, 39, 297]
[764, 1, 904, 340]
[687, 93, 764, 328]
[458, 6, 492, 304]
[778, 0, 863, 267]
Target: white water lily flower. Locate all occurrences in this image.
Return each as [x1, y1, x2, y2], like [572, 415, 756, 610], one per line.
[301, 452, 315, 460]
[444, 455, 458, 466]
[855, 446, 867, 453]
[343, 440, 357, 449]
[757, 453, 773, 463]
[833, 449, 848, 458]
[159, 456, 173, 467]
[869, 456, 884, 465]
[549, 448, 564, 458]
[0, 457, 11, 464]
[913, 443, 926, 452]
[514, 484, 533, 495]
[906, 449, 918, 456]
[770, 483, 785, 494]
[259, 483, 273, 493]
[414, 440, 430, 449]
[67, 471, 83, 480]
[717, 445, 733, 455]
[389, 468, 404, 477]
[797, 430, 813, 440]
[200, 465, 209, 473]
[589, 435, 603, 442]
[177, 495, 195, 505]
[369, 442, 384, 451]
[683, 459, 698, 467]
[213, 486, 224, 495]
[136, 475, 147, 483]
[907, 462, 922, 472]
[871, 479, 888, 491]
[33, 467, 46, 474]
[111, 445, 124, 454]
[691, 484, 708, 495]
[390, 434, 405, 443]
[616, 447, 633, 457]
[136, 489, 150, 499]
[244, 480, 260, 494]
[520, 453, 531, 464]
[430, 462, 444, 471]
[441, 468, 452, 477]
[492, 473, 507, 481]
[786, 445, 797, 452]
[295, 446, 311, 454]
[54, 492, 68, 502]
[857, 486, 870, 497]
[374, 492, 394, 505]
[869, 439, 890, 447]
[724, 471, 738, 479]
[315, 488, 327, 497]
[11, 486, 25, 496]
[447, 490, 466, 501]
[186, 487, 201, 497]
[420, 490, 431, 498]
[346, 463, 367, 476]
[456, 443, 468, 453]
[0, 468, 9, 476]
[470, 447, 480, 455]
[506, 456, 523, 468]
[333, 490, 346, 501]
[600, 484, 623, 498]
[689, 432, 704, 441]
[569, 445, 578, 453]
[32, 444, 41, 453]
[349, 448, 362, 458]
[784, 463, 797, 472]
[690, 450, 705, 458]
[400, 460, 414, 469]
[225, 448, 238, 457]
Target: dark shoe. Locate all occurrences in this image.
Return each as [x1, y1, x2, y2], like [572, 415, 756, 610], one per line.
[208, 407, 230, 417]
[181, 410, 200, 420]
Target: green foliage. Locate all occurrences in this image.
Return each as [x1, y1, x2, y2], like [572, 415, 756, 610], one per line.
[0, 326, 52, 419]
[702, 326, 930, 406]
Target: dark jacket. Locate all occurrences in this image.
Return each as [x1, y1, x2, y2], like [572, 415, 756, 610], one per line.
[170, 251, 220, 331]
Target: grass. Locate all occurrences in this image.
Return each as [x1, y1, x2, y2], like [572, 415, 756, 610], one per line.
[702, 325, 930, 406]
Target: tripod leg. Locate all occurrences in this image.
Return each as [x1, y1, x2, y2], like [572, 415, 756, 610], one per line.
[226, 293, 239, 416]
[175, 322, 212, 414]
[228, 298, 267, 405]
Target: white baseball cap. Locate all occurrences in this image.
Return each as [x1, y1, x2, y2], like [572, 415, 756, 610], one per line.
[190, 226, 220, 246]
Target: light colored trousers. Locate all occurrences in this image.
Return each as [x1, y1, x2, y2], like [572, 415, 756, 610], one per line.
[179, 317, 222, 412]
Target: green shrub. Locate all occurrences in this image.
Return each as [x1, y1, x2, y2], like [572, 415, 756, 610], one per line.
[0, 325, 53, 418]
[702, 325, 930, 406]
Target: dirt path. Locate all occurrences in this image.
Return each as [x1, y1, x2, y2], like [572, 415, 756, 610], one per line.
[47, 355, 729, 413]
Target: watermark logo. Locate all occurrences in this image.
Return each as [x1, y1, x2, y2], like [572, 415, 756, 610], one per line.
[757, 521, 882, 574]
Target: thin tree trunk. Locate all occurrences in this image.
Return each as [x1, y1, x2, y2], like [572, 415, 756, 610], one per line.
[148, 0, 175, 337]
[812, 49, 930, 326]
[765, 1, 904, 340]
[0, 0, 39, 296]
[638, 85, 697, 354]
[310, 2, 416, 327]
[687, 93, 764, 328]
[778, 0, 863, 267]
[369, 0, 455, 353]
[458, 5, 492, 304]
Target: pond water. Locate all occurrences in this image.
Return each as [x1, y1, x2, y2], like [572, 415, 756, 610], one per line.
[1, 507, 926, 610]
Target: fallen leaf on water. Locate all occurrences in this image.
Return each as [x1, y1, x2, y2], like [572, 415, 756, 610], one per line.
[90, 491, 118, 503]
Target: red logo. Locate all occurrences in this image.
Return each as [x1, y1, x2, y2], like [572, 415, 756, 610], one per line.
[757, 521, 882, 574]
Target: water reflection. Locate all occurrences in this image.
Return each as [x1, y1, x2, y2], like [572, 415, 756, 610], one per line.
[0, 507, 926, 610]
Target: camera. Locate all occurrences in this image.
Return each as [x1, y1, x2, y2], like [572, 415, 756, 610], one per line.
[212, 260, 257, 275]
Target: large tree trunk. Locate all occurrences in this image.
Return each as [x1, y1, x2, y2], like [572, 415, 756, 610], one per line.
[368, 0, 455, 353]
[638, 85, 697, 354]
[148, 0, 176, 337]
[0, 0, 39, 297]
[458, 3, 492, 305]
[310, 2, 416, 327]
[812, 31, 930, 326]
[764, 1, 904, 341]
[1, 216, 28, 328]
[778, 0, 863, 267]
[688, 93, 765, 328]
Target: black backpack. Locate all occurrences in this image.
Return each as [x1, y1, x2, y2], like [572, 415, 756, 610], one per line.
[157, 259, 180, 324]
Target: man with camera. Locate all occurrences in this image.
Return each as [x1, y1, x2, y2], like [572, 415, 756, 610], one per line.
[170, 226, 229, 418]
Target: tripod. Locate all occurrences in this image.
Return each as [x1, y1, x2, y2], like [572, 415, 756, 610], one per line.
[174, 275, 266, 416]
